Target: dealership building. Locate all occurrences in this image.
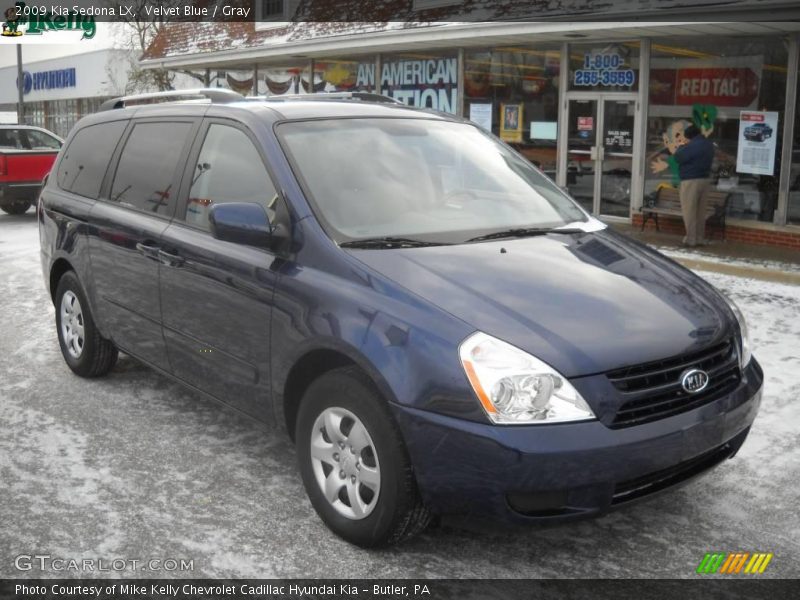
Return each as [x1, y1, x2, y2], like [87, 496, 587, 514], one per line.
[138, 6, 799, 247]
[0, 49, 137, 137]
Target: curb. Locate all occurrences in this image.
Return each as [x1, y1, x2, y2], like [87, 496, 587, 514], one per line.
[674, 257, 800, 286]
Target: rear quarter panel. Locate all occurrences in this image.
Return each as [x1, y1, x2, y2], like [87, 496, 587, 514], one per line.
[1, 151, 59, 183]
[39, 185, 98, 321]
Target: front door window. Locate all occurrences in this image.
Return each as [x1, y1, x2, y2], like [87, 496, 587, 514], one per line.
[565, 96, 636, 218]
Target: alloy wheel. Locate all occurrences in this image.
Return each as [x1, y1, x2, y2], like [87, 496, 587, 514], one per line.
[309, 407, 381, 520]
[60, 290, 85, 359]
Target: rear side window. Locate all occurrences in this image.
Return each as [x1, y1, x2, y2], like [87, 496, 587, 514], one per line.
[57, 121, 127, 199]
[184, 124, 277, 230]
[0, 129, 23, 149]
[109, 122, 192, 217]
[23, 129, 62, 150]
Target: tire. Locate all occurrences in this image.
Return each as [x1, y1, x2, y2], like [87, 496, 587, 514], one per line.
[1, 200, 31, 215]
[54, 270, 118, 377]
[295, 367, 432, 547]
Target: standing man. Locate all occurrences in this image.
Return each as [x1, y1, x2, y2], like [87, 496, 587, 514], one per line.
[674, 124, 715, 246]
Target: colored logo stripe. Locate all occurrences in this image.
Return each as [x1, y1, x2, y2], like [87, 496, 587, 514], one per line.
[697, 552, 773, 574]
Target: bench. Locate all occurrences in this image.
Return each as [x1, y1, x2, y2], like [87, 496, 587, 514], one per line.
[641, 186, 730, 240]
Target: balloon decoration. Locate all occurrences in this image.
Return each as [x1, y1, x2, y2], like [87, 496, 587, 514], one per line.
[319, 62, 357, 90]
[692, 103, 718, 137]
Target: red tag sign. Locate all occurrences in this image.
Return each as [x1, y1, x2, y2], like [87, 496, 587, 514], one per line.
[650, 67, 760, 107]
[741, 112, 765, 122]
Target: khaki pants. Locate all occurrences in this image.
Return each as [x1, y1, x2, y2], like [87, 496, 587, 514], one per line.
[679, 178, 711, 246]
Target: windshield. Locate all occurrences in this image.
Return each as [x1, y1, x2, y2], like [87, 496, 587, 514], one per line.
[277, 118, 590, 244]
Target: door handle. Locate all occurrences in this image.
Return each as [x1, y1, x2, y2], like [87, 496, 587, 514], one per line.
[135, 241, 160, 260]
[158, 249, 185, 267]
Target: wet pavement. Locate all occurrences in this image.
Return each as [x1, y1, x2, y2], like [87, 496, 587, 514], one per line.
[2, 211, 799, 579]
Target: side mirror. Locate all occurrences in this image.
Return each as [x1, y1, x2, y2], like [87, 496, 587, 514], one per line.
[208, 202, 273, 248]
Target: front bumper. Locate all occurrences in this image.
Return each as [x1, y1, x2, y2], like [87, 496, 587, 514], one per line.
[392, 358, 763, 522]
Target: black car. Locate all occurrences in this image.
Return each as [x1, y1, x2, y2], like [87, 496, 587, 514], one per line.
[39, 90, 762, 547]
[743, 122, 773, 142]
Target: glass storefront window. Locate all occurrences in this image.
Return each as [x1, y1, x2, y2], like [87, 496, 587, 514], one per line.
[214, 68, 259, 96]
[645, 37, 789, 223]
[313, 56, 375, 93]
[569, 42, 640, 92]
[464, 46, 561, 177]
[788, 57, 800, 225]
[222, 62, 311, 97]
[379, 52, 458, 114]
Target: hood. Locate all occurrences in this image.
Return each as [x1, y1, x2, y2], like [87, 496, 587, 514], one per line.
[347, 230, 733, 377]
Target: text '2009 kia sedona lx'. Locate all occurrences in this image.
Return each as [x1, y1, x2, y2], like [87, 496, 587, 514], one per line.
[39, 90, 762, 547]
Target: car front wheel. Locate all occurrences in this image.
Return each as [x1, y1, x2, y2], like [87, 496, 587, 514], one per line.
[55, 271, 118, 377]
[295, 367, 431, 547]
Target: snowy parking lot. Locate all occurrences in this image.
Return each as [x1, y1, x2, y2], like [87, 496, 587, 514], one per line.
[1, 211, 799, 579]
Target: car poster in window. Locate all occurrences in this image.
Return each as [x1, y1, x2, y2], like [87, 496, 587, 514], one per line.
[500, 104, 523, 143]
[736, 110, 778, 176]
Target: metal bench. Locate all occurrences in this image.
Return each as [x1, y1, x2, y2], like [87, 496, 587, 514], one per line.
[641, 186, 730, 240]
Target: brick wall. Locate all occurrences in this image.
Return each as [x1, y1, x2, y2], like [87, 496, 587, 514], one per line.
[632, 213, 800, 249]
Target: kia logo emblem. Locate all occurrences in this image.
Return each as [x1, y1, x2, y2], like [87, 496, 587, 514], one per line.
[681, 369, 710, 394]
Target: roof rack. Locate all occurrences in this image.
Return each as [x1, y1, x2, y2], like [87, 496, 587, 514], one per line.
[99, 88, 244, 111]
[254, 92, 403, 105]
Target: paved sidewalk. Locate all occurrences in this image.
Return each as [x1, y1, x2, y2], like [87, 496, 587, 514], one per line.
[611, 223, 800, 285]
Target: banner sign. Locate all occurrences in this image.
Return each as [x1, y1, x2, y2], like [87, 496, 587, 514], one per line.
[736, 110, 779, 176]
[650, 56, 762, 109]
[356, 57, 458, 114]
[574, 51, 636, 87]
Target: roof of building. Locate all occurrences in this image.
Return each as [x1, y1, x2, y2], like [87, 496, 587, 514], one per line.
[141, 22, 425, 62]
[140, 0, 800, 64]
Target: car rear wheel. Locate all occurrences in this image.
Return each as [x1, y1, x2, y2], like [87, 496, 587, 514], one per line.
[295, 366, 432, 547]
[1, 200, 31, 215]
[55, 271, 118, 377]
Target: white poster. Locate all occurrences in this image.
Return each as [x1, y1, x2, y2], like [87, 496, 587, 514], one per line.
[736, 110, 779, 176]
[469, 103, 493, 130]
[530, 121, 558, 140]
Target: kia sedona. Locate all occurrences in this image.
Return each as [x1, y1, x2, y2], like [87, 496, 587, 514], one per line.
[39, 90, 762, 547]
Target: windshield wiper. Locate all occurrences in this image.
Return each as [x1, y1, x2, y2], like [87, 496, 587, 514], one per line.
[466, 227, 585, 243]
[339, 236, 449, 249]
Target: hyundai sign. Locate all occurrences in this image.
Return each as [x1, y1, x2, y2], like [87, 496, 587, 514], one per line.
[17, 68, 77, 96]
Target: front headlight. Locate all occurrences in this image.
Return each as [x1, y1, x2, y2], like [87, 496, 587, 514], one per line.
[725, 296, 752, 368]
[459, 332, 596, 425]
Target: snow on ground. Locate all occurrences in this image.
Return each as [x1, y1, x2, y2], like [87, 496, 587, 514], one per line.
[657, 245, 800, 274]
[1, 213, 799, 578]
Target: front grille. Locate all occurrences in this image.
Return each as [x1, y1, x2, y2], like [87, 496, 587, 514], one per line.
[608, 339, 741, 428]
[612, 442, 734, 505]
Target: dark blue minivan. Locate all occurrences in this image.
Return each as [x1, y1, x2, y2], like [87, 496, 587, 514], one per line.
[39, 90, 762, 547]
